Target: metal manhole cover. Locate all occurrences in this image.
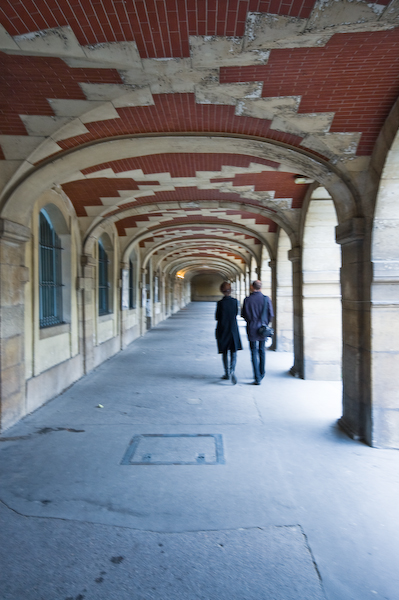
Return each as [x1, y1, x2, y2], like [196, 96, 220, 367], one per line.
[121, 434, 225, 465]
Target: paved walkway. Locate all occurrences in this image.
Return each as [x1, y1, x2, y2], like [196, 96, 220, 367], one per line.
[1, 303, 398, 600]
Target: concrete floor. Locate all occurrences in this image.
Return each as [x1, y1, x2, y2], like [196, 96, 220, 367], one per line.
[1, 302, 398, 600]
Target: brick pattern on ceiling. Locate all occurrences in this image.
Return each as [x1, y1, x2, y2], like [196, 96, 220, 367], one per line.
[56, 93, 304, 153]
[61, 178, 148, 216]
[117, 210, 276, 237]
[0, 29, 397, 160]
[82, 153, 280, 176]
[62, 176, 299, 217]
[150, 229, 262, 244]
[211, 171, 308, 209]
[165, 249, 244, 262]
[146, 213, 278, 232]
[0, 53, 123, 136]
[221, 30, 399, 155]
[0, 0, 319, 58]
[141, 231, 260, 247]
[162, 244, 247, 259]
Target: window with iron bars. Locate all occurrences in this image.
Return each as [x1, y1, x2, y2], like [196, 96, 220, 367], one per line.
[98, 239, 110, 315]
[129, 259, 136, 309]
[39, 209, 63, 328]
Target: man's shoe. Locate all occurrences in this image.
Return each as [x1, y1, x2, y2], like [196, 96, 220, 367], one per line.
[253, 380, 261, 385]
[231, 372, 237, 385]
[222, 374, 229, 380]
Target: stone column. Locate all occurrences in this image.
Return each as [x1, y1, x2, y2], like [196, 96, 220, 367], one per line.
[302, 196, 342, 380]
[288, 246, 304, 378]
[119, 261, 129, 349]
[371, 260, 399, 447]
[140, 268, 147, 333]
[79, 254, 96, 373]
[269, 259, 277, 351]
[276, 230, 294, 352]
[0, 219, 30, 431]
[336, 218, 369, 441]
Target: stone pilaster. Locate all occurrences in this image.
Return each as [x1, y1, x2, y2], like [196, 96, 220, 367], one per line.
[79, 254, 96, 374]
[0, 218, 30, 431]
[335, 217, 369, 441]
[288, 246, 304, 378]
[370, 260, 399, 448]
[268, 259, 277, 351]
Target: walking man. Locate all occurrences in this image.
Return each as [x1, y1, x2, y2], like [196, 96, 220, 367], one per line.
[241, 280, 274, 385]
[215, 282, 242, 385]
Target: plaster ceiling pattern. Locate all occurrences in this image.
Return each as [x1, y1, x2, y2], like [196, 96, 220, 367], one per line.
[0, 0, 398, 277]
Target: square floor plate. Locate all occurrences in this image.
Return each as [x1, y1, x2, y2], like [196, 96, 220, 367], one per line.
[121, 433, 225, 465]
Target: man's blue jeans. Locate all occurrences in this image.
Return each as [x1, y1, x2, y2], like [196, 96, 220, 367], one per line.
[249, 340, 265, 383]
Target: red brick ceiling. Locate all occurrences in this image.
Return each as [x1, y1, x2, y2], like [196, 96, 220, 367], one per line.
[0, 1, 320, 56]
[82, 154, 280, 176]
[221, 30, 399, 156]
[0, 0, 398, 274]
[61, 166, 307, 216]
[54, 95, 304, 157]
[117, 211, 277, 237]
[1, 5, 397, 159]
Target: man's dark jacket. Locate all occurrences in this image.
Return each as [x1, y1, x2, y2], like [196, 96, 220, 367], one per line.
[215, 296, 242, 353]
[241, 292, 274, 342]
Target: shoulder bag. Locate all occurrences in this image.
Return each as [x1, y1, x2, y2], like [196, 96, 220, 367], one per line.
[257, 295, 274, 339]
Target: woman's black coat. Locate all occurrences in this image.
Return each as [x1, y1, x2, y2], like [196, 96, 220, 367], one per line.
[215, 296, 242, 353]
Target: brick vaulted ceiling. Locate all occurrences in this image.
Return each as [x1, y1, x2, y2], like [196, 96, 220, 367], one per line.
[1, 1, 399, 274]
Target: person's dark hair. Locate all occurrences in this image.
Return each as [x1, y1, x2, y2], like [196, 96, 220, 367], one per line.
[220, 281, 231, 293]
[252, 280, 262, 290]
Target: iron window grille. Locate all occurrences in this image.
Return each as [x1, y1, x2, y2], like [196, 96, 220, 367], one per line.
[98, 240, 110, 315]
[129, 259, 136, 309]
[39, 209, 63, 328]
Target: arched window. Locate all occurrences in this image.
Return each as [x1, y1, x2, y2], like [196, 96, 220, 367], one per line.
[39, 209, 63, 328]
[129, 258, 136, 309]
[98, 239, 110, 315]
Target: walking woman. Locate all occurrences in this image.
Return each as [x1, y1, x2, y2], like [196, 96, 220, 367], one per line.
[215, 282, 242, 385]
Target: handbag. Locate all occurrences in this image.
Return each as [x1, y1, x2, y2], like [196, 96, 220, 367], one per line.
[257, 295, 274, 338]
[258, 323, 274, 338]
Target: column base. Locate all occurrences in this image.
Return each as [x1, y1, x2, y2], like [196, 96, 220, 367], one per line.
[337, 417, 363, 441]
[289, 365, 301, 378]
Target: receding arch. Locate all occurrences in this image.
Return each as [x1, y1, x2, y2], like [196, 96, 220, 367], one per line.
[155, 245, 248, 272]
[139, 236, 255, 269]
[1, 136, 359, 233]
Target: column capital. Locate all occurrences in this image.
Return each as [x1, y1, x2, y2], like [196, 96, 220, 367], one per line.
[0, 218, 30, 245]
[335, 218, 364, 245]
[288, 247, 301, 263]
[268, 260, 276, 268]
[81, 254, 95, 267]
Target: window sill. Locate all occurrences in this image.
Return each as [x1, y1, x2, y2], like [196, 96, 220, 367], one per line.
[99, 312, 114, 323]
[39, 322, 70, 340]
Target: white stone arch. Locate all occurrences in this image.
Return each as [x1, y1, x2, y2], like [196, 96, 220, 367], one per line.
[119, 218, 274, 263]
[25, 188, 82, 412]
[141, 237, 254, 271]
[370, 128, 399, 448]
[1, 135, 359, 236]
[92, 222, 120, 357]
